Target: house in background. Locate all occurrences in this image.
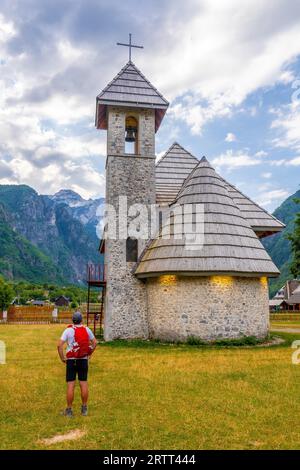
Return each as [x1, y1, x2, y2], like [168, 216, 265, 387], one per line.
[269, 299, 289, 312]
[270, 280, 300, 311]
[54, 295, 70, 307]
[31, 300, 46, 307]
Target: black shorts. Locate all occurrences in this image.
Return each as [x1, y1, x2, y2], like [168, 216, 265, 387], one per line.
[66, 359, 88, 382]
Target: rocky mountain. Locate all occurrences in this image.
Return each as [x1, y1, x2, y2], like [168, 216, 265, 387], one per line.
[263, 189, 300, 297]
[0, 202, 63, 283]
[49, 189, 105, 239]
[0, 185, 104, 285]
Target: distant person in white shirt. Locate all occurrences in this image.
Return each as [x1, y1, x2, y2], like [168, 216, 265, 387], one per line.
[57, 311, 97, 417]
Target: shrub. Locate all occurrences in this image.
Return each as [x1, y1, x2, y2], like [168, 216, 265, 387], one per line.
[213, 335, 265, 347]
[186, 336, 208, 346]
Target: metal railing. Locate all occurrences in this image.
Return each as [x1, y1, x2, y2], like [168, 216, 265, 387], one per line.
[86, 264, 105, 283]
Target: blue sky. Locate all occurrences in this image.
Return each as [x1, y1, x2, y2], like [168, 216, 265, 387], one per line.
[0, 0, 300, 211]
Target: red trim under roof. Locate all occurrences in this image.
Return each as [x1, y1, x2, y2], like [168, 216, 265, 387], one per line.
[96, 102, 167, 133]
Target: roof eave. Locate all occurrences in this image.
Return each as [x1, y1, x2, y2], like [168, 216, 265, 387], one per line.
[254, 226, 285, 238]
[97, 97, 169, 109]
[96, 100, 168, 132]
[135, 270, 280, 279]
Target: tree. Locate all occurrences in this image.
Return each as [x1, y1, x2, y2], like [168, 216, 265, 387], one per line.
[0, 278, 14, 312]
[287, 198, 300, 278]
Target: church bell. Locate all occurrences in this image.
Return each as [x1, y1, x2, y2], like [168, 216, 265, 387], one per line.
[125, 116, 138, 142]
[125, 126, 136, 142]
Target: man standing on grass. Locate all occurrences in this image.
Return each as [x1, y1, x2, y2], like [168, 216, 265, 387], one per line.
[57, 311, 97, 417]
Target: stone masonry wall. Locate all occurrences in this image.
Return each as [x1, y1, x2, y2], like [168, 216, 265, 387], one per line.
[104, 106, 156, 340]
[107, 107, 125, 155]
[146, 275, 269, 341]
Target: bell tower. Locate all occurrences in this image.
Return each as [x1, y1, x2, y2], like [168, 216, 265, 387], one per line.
[95, 60, 169, 340]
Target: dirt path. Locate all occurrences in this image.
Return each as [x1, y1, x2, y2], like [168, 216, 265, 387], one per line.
[271, 327, 300, 333]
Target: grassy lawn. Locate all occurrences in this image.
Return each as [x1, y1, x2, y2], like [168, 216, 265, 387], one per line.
[271, 320, 300, 329]
[1, 325, 300, 450]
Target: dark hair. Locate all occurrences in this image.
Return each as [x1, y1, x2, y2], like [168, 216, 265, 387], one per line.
[72, 311, 83, 324]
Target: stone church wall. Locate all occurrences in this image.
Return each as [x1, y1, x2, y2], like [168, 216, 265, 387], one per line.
[104, 106, 156, 340]
[146, 275, 269, 341]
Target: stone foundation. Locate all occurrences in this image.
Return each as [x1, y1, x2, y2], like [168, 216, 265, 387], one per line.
[146, 275, 269, 341]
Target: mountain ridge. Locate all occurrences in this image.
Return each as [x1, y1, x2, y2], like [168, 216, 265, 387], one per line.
[262, 189, 300, 296]
[0, 184, 104, 285]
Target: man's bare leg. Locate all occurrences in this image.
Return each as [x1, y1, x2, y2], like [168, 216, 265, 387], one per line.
[79, 381, 88, 405]
[67, 381, 76, 408]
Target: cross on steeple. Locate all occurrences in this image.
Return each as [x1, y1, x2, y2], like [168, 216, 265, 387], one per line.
[117, 33, 144, 61]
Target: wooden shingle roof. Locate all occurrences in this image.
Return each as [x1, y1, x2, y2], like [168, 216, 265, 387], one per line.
[287, 294, 300, 305]
[155, 143, 199, 205]
[136, 157, 280, 278]
[155, 143, 285, 236]
[222, 180, 285, 236]
[96, 61, 169, 132]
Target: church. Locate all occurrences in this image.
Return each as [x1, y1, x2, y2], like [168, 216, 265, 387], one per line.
[95, 57, 285, 342]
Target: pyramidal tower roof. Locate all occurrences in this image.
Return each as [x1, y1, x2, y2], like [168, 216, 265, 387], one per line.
[155, 143, 199, 205]
[96, 61, 169, 132]
[136, 157, 280, 278]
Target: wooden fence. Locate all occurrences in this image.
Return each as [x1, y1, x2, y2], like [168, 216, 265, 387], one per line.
[0, 306, 87, 324]
[1, 307, 298, 325]
[270, 313, 300, 321]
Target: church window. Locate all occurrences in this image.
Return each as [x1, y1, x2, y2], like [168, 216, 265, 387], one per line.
[158, 210, 163, 232]
[169, 212, 175, 236]
[126, 237, 138, 262]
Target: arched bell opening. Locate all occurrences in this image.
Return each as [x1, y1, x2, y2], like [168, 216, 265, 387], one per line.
[125, 115, 138, 154]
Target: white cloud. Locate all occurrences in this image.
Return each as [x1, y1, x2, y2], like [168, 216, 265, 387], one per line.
[279, 70, 296, 84]
[271, 102, 300, 152]
[156, 150, 167, 163]
[0, 8, 105, 197]
[255, 150, 268, 157]
[287, 156, 300, 166]
[0, 154, 105, 199]
[269, 155, 300, 166]
[261, 172, 272, 179]
[269, 159, 287, 166]
[257, 182, 272, 192]
[169, 97, 232, 135]
[147, 0, 300, 133]
[212, 149, 262, 170]
[0, 105, 106, 198]
[256, 189, 289, 207]
[1, 0, 300, 196]
[225, 132, 236, 142]
[0, 13, 15, 42]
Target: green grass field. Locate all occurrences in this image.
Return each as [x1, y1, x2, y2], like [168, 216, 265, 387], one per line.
[271, 320, 300, 329]
[1, 324, 300, 450]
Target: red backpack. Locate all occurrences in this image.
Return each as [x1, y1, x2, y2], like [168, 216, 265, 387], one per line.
[66, 325, 92, 359]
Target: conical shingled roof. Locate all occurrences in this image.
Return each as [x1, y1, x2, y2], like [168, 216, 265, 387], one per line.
[135, 157, 280, 278]
[96, 61, 169, 132]
[155, 143, 199, 205]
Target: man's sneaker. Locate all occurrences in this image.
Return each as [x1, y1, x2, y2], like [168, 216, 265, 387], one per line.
[81, 405, 88, 416]
[62, 407, 73, 417]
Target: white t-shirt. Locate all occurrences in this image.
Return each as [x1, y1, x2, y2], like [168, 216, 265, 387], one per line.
[61, 325, 95, 360]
